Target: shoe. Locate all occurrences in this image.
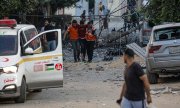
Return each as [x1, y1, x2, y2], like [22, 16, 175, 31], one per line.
[88, 60, 92, 63]
[74, 59, 77, 63]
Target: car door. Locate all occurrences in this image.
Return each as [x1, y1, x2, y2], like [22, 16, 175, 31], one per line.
[22, 29, 63, 90]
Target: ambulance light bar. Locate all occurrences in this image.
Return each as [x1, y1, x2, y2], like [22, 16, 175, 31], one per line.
[0, 19, 17, 28]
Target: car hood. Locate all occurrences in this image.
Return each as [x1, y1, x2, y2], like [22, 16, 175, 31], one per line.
[0, 56, 20, 68]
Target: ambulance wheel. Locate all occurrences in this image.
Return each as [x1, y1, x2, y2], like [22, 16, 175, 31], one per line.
[33, 89, 42, 92]
[15, 78, 26, 103]
[147, 72, 158, 84]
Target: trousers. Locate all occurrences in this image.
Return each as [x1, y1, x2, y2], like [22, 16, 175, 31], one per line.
[121, 97, 146, 108]
[86, 41, 95, 62]
[71, 40, 80, 61]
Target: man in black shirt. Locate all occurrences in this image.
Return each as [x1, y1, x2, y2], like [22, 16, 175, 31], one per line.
[117, 48, 152, 108]
[44, 20, 56, 51]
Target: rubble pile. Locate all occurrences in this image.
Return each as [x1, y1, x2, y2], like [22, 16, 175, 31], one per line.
[151, 86, 180, 95]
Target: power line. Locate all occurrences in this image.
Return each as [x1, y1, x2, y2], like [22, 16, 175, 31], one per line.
[109, 0, 126, 15]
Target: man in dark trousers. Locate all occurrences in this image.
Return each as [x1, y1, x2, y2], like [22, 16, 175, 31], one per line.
[78, 20, 87, 61]
[44, 20, 56, 51]
[117, 48, 152, 108]
[85, 21, 96, 63]
[64, 20, 80, 62]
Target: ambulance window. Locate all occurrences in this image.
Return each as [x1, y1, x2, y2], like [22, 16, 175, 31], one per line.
[24, 28, 37, 41]
[20, 32, 26, 46]
[24, 28, 41, 52]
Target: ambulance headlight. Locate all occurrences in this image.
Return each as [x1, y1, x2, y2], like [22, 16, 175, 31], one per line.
[3, 66, 18, 73]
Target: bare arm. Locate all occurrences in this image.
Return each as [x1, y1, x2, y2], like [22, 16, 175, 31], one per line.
[120, 82, 126, 99]
[63, 30, 68, 40]
[117, 82, 126, 105]
[140, 75, 152, 104]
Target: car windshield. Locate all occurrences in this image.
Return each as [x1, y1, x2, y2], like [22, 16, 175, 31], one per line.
[0, 35, 17, 56]
[154, 27, 180, 41]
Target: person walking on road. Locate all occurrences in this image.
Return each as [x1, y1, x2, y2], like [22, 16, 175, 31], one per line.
[64, 20, 80, 62]
[78, 20, 87, 62]
[117, 48, 152, 108]
[85, 21, 96, 63]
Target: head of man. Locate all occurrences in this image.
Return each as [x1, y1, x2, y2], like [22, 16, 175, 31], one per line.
[72, 20, 77, 27]
[83, 10, 86, 14]
[45, 20, 50, 26]
[87, 21, 93, 27]
[80, 20, 84, 25]
[123, 48, 135, 64]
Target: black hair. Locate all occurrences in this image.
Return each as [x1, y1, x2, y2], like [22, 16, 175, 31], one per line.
[80, 20, 84, 24]
[72, 20, 77, 24]
[88, 21, 93, 25]
[124, 48, 135, 58]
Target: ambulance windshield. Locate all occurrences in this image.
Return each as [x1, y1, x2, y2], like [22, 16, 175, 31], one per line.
[0, 35, 17, 56]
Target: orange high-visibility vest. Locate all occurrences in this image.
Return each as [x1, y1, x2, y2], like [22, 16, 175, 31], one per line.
[85, 32, 96, 41]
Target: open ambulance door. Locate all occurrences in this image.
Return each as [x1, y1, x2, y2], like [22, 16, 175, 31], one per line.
[22, 29, 63, 90]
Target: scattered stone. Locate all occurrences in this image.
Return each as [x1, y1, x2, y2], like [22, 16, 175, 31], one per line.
[103, 80, 107, 82]
[103, 55, 113, 61]
[89, 68, 93, 70]
[151, 86, 180, 95]
[96, 66, 105, 71]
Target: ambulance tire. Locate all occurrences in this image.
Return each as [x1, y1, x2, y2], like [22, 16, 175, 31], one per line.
[33, 89, 42, 92]
[15, 78, 26, 103]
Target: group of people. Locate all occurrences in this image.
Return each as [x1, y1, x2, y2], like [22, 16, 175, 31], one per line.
[64, 20, 96, 63]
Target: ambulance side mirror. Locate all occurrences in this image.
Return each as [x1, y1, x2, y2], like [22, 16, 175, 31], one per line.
[25, 47, 34, 55]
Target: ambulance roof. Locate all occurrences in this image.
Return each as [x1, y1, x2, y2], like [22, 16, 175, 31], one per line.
[0, 24, 35, 36]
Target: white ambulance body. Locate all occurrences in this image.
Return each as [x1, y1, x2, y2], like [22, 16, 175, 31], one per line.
[0, 19, 63, 103]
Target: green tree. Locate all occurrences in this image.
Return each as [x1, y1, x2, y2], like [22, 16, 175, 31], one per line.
[0, 0, 81, 17]
[144, 0, 180, 24]
[0, 0, 38, 17]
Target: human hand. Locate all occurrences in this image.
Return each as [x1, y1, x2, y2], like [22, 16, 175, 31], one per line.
[116, 98, 122, 105]
[147, 96, 152, 104]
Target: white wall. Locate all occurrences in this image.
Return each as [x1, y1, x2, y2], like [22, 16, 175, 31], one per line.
[108, 0, 127, 17]
[64, 7, 76, 16]
[75, 0, 89, 16]
[63, 0, 88, 17]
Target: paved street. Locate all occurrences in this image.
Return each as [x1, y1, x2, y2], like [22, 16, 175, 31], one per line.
[1, 55, 180, 108]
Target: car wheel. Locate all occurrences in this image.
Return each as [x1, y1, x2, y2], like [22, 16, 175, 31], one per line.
[15, 78, 26, 103]
[147, 72, 158, 84]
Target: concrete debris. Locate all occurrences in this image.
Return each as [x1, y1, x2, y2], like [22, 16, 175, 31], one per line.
[103, 55, 113, 61]
[106, 48, 123, 56]
[151, 86, 180, 95]
[96, 66, 105, 71]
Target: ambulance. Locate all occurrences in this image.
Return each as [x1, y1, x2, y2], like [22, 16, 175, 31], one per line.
[0, 19, 63, 103]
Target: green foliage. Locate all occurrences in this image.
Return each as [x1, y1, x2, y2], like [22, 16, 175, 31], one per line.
[0, 0, 20, 17]
[0, 0, 81, 17]
[0, 0, 37, 17]
[144, 0, 180, 25]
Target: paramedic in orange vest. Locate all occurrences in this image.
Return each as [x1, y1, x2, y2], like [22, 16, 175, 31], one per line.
[86, 21, 96, 63]
[64, 20, 80, 62]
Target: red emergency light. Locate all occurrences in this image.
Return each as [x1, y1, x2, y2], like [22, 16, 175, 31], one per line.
[0, 19, 17, 28]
